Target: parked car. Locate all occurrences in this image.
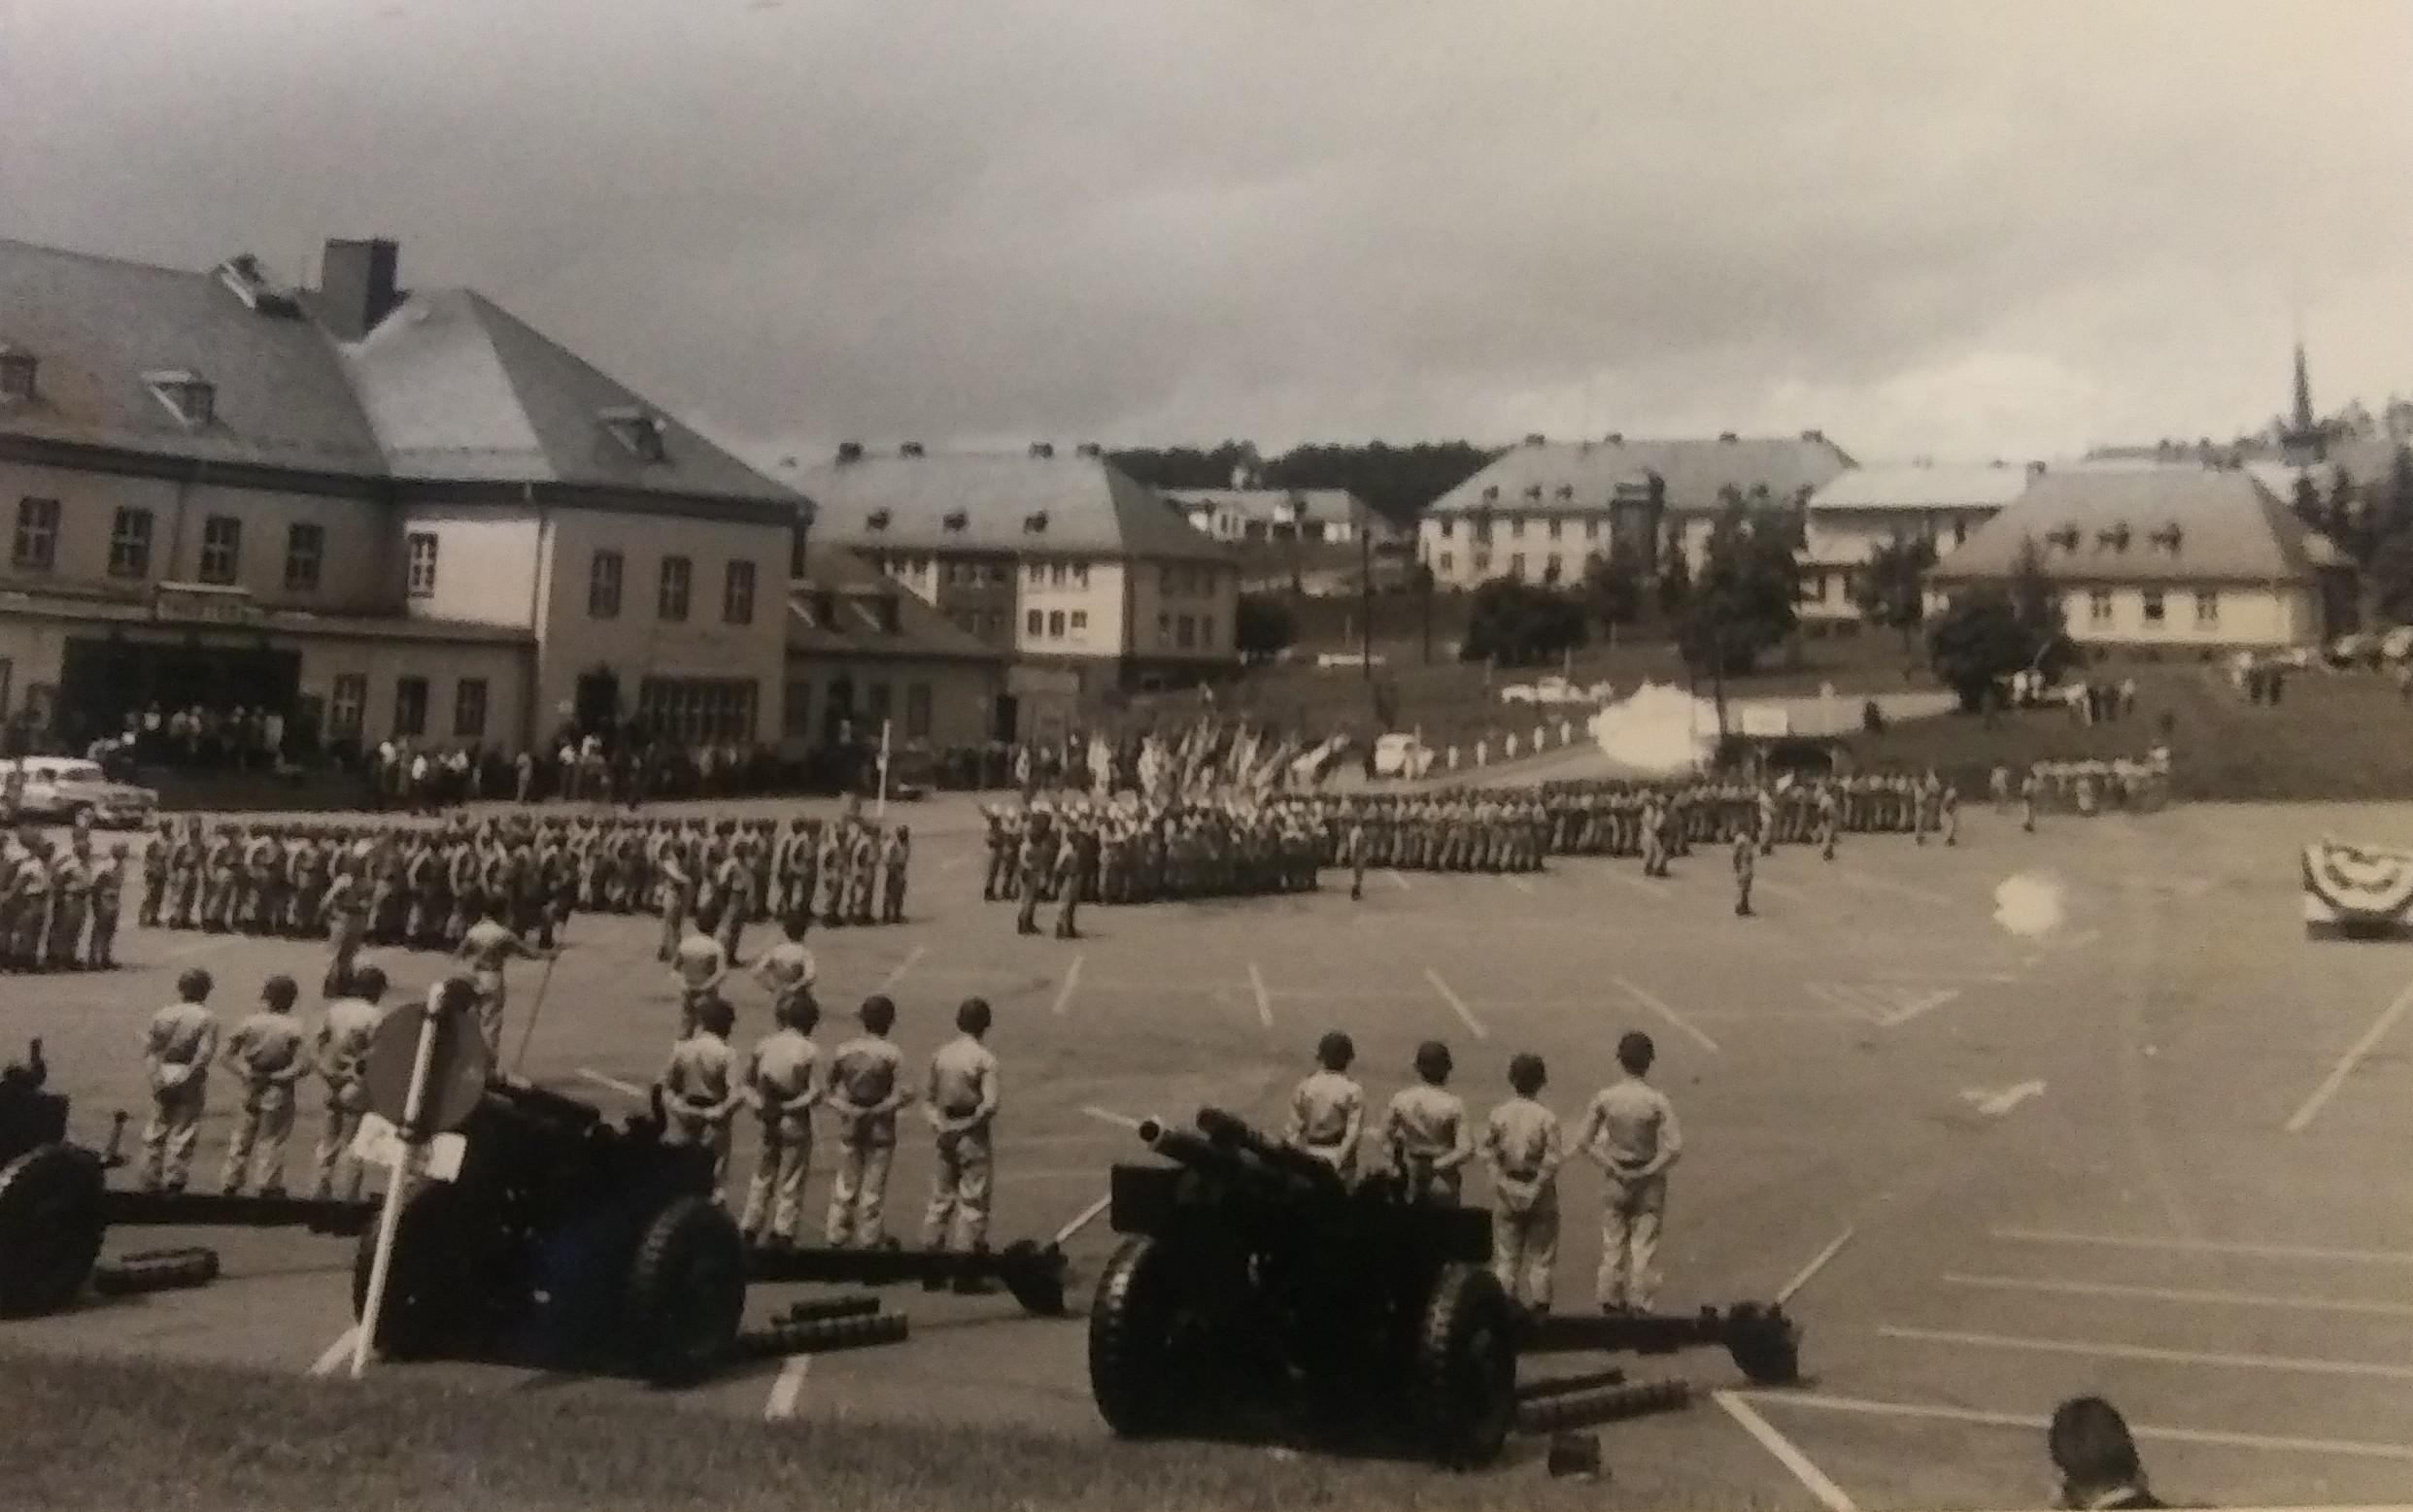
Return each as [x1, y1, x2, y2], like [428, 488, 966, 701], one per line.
[1372, 732, 1433, 779]
[1, 757, 159, 828]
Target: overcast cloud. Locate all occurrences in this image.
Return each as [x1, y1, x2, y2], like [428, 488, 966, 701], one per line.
[3, 0, 2407, 471]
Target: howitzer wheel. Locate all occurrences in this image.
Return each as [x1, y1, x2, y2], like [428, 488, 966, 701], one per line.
[998, 1239, 1068, 1317]
[1411, 1262, 1519, 1469]
[0, 1144, 104, 1317]
[1723, 1302, 1801, 1386]
[353, 1185, 477, 1360]
[1087, 1235, 1198, 1437]
[623, 1195, 746, 1387]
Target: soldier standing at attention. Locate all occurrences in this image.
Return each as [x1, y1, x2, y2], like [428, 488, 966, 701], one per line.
[140, 968, 221, 1193]
[457, 899, 558, 1058]
[670, 911, 731, 1038]
[1577, 1031, 1682, 1314]
[2020, 763, 2042, 833]
[1342, 811, 1370, 902]
[1051, 828, 1088, 940]
[87, 842, 127, 969]
[1284, 1030, 1365, 1176]
[219, 974, 308, 1196]
[660, 993, 742, 1203]
[308, 964, 388, 1202]
[654, 837, 693, 964]
[1482, 1052, 1564, 1318]
[1383, 1040, 1473, 1203]
[738, 991, 824, 1249]
[1013, 821, 1046, 936]
[1988, 763, 2012, 815]
[1816, 780, 1840, 861]
[1730, 827, 1755, 917]
[920, 996, 1001, 1269]
[714, 840, 755, 966]
[880, 825, 911, 924]
[749, 912, 818, 1022]
[825, 994, 914, 1248]
[1939, 779, 1960, 846]
[139, 820, 172, 927]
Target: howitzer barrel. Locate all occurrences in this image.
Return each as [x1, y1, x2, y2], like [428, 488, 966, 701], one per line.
[1195, 1107, 1344, 1194]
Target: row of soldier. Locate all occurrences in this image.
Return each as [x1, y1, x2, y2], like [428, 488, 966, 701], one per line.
[138, 811, 915, 960]
[0, 823, 131, 972]
[979, 797, 1326, 914]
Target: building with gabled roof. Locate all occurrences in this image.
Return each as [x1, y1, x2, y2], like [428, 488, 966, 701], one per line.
[784, 544, 1008, 754]
[1799, 459, 2040, 623]
[0, 234, 806, 756]
[1416, 431, 1854, 589]
[797, 443, 1238, 697]
[1924, 466, 2345, 649]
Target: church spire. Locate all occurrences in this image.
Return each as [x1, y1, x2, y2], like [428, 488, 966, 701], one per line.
[2292, 340, 2315, 435]
[2282, 339, 2325, 465]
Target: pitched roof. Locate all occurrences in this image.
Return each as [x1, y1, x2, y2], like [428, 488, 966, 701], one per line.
[1163, 487, 1382, 529]
[786, 545, 1005, 663]
[797, 451, 1232, 562]
[1426, 434, 1855, 518]
[0, 237, 801, 512]
[1808, 461, 2036, 512]
[1927, 467, 2331, 585]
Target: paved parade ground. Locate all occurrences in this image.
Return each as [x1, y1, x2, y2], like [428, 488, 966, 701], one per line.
[7, 793, 2413, 1509]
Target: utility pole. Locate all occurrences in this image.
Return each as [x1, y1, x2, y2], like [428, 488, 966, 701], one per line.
[1359, 495, 1376, 700]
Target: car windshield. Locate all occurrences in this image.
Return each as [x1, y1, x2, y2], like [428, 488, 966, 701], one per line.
[43, 762, 106, 783]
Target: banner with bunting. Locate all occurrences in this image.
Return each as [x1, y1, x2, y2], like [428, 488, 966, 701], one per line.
[2303, 838, 2413, 935]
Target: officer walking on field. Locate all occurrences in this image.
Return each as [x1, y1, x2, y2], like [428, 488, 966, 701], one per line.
[1731, 827, 1755, 917]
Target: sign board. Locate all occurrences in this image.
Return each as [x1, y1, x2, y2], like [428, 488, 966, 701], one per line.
[153, 582, 266, 628]
[351, 1113, 467, 1183]
[362, 996, 491, 1135]
[1737, 705, 1791, 738]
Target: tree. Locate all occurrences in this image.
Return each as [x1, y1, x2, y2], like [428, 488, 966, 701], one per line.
[1675, 508, 1800, 680]
[1580, 552, 1643, 637]
[1234, 592, 1298, 660]
[1656, 537, 1692, 622]
[1460, 579, 1588, 667]
[2292, 474, 2324, 531]
[1925, 539, 2076, 710]
[2327, 468, 2368, 566]
[2369, 529, 2413, 627]
[1853, 533, 1938, 656]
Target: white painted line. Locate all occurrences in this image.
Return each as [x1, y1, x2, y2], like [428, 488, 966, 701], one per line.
[1990, 1226, 2413, 1266]
[578, 1068, 648, 1100]
[308, 1327, 360, 1378]
[1247, 962, 1274, 1030]
[877, 944, 927, 992]
[1972, 1080, 2046, 1118]
[1878, 1324, 2413, 1383]
[1079, 1105, 1142, 1130]
[764, 1354, 811, 1421]
[1423, 967, 1489, 1040]
[1734, 1390, 2413, 1464]
[1713, 1391, 1859, 1512]
[1613, 975, 1720, 1055]
[1051, 1192, 1116, 1247]
[1874, 988, 1959, 1026]
[1051, 953, 1085, 1017]
[2286, 977, 2413, 1133]
[1507, 876, 1536, 896]
[1941, 1272, 2413, 1321]
[1384, 868, 1410, 891]
[1605, 871, 1669, 901]
[1777, 1227, 1855, 1306]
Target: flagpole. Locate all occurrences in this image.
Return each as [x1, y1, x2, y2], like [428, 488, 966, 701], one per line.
[875, 719, 892, 821]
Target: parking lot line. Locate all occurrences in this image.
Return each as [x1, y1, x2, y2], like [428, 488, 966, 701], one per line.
[1713, 1391, 1859, 1512]
[764, 1355, 811, 1422]
[2285, 976, 2413, 1133]
[307, 1327, 359, 1378]
[1941, 1271, 2413, 1320]
[1079, 1105, 1141, 1131]
[1384, 869, 1411, 891]
[1990, 1226, 2413, 1266]
[1247, 962, 1274, 1029]
[1050, 954, 1084, 1017]
[1507, 876, 1536, 896]
[1612, 975, 1721, 1055]
[878, 945, 927, 992]
[1778, 1227, 1856, 1306]
[1733, 1390, 2413, 1463]
[578, 1068, 648, 1100]
[1422, 967, 1489, 1040]
[1879, 1324, 2413, 1382]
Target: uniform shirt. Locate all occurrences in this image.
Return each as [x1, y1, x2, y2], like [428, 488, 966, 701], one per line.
[743, 1029, 823, 1122]
[1286, 1070, 1364, 1156]
[751, 939, 817, 998]
[662, 1032, 738, 1121]
[314, 997, 385, 1089]
[1577, 1076, 1682, 1181]
[827, 1033, 905, 1144]
[223, 1011, 308, 1097]
[1384, 1084, 1472, 1171]
[146, 1000, 221, 1093]
[460, 918, 533, 980]
[1482, 1096, 1564, 1184]
[672, 930, 728, 991]
[924, 1033, 1000, 1129]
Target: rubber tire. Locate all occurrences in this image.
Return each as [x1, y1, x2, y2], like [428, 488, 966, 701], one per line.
[352, 1184, 475, 1360]
[0, 1144, 105, 1317]
[1724, 1301, 1802, 1386]
[91, 1246, 221, 1297]
[1086, 1235, 1197, 1438]
[1411, 1261, 1519, 1469]
[622, 1194, 746, 1387]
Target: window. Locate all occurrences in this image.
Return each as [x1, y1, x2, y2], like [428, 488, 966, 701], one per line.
[1545, 554, 1563, 583]
[1028, 563, 1045, 587]
[287, 522, 325, 592]
[2089, 589, 2113, 624]
[904, 683, 933, 739]
[1160, 565, 1176, 595]
[328, 674, 367, 738]
[12, 497, 58, 571]
[108, 508, 153, 579]
[790, 525, 809, 580]
[399, 531, 436, 596]
[1074, 560, 1090, 588]
[658, 555, 692, 621]
[988, 563, 1008, 586]
[1585, 519, 1601, 539]
[1158, 612, 1173, 644]
[454, 678, 488, 738]
[1511, 518, 1526, 539]
[393, 676, 428, 737]
[1070, 609, 1088, 636]
[2141, 589, 2165, 624]
[199, 516, 241, 584]
[1472, 552, 1491, 572]
[866, 683, 893, 723]
[1026, 608, 1043, 637]
[724, 560, 756, 625]
[1439, 520, 1455, 539]
[1176, 614, 1197, 650]
[1509, 553, 1525, 580]
[1547, 519, 1563, 540]
[1202, 615, 1215, 645]
[590, 550, 624, 619]
[635, 677, 759, 743]
[1048, 610, 1066, 638]
[1050, 562, 1068, 588]
[785, 682, 813, 740]
[1439, 552, 1454, 572]
[2194, 589, 2219, 626]
[1953, 519, 1968, 547]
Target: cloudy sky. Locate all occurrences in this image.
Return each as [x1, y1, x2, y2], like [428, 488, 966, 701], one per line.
[4, 0, 2407, 470]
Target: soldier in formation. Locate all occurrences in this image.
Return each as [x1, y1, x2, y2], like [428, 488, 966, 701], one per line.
[980, 794, 1327, 919]
[0, 820, 128, 972]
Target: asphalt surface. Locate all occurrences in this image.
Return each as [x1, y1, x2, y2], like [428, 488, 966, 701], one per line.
[6, 793, 2413, 1508]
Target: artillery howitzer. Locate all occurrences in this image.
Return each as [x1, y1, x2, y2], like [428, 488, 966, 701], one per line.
[1088, 1107, 1519, 1467]
[353, 1078, 743, 1386]
[0, 1040, 373, 1319]
[747, 1233, 1067, 1316]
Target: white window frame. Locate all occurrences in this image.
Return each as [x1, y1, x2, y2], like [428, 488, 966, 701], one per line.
[404, 531, 438, 597]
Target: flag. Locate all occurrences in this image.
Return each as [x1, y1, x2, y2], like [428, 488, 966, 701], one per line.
[2304, 838, 2413, 929]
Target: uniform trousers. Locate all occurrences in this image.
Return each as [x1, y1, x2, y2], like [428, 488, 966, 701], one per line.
[1596, 1172, 1666, 1310]
[826, 1134, 895, 1246]
[140, 1083, 207, 1192]
[1493, 1185, 1559, 1312]
[221, 1088, 294, 1193]
[922, 1126, 994, 1250]
[741, 1118, 812, 1242]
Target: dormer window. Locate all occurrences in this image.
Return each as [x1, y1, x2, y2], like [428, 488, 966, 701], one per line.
[599, 406, 668, 463]
[2045, 523, 2081, 553]
[0, 348, 34, 403]
[1524, 485, 1543, 501]
[1482, 486, 1499, 502]
[2094, 522, 2131, 554]
[2152, 521, 2184, 554]
[145, 370, 215, 428]
[1024, 511, 1049, 534]
[1555, 485, 1574, 501]
[865, 508, 893, 532]
[942, 509, 969, 532]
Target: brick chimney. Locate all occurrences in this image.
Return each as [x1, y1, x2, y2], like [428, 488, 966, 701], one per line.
[319, 238, 401, 341]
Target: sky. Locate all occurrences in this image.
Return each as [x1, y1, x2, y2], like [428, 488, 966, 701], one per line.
[4, 0, 2408, 475]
